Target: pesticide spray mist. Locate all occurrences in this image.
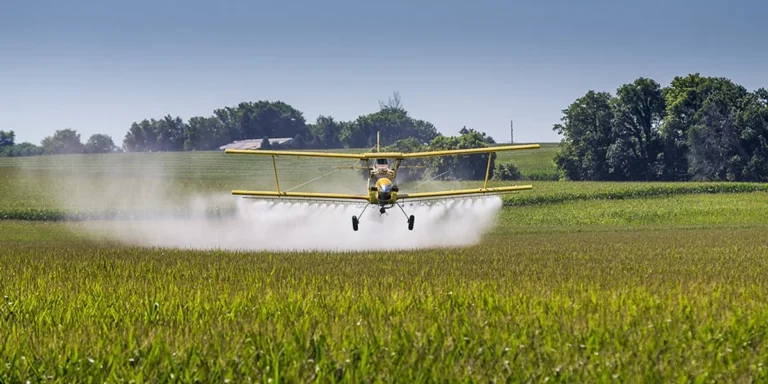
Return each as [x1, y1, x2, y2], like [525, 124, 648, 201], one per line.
[39, 155, 504, 252]
[80, 196, 503, 252]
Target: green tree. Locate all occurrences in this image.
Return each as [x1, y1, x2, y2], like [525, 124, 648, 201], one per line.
[213, 101, 309, 142]
[155, 115, 185, 151]
[550, 73, 768, 182]
[308, 115, 342, 149]
[379, 91, 404, 111]
[735, 91, 768, 181]
[423, 129, 496, 180]
[553, 91, 615, 180]
[459, 126, 495, 144]
[85, 134, 118, 154]
[123, 115, 192, 152]
[412, 119, 441, 144]
[353, 108, 438, 148]
[607, 78, 666, 180]
[687, 84, 763, 181]
[339, 122, 367, 148]
[41, 129, 85, 155]
[2, 142, 43, 157]
[184, 116, 226, 150]
[756, 88, 768, 106]
[0, 130, 14, 150]
[123, 119, 159, 152]
[659, 74, 744, 180]
[348, 92, 439, 148]
[492, 162, 522, 181]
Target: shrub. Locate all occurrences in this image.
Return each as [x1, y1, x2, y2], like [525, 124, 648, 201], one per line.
[492, 162, 522, 181]
[524, 170, 560, 181]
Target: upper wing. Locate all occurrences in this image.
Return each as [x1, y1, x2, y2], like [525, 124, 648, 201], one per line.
[225, 143, 540, 160]
[225, 148, 366, 159]
[399, 144, 540, 159]
[398, 185, 532, 202]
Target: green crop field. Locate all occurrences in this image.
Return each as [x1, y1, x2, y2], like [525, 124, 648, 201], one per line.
[3, 145, 768, 382]
[494, 142, 561, 180]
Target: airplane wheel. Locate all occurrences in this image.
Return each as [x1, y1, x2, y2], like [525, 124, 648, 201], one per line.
[408, 215, 415, 231]
[352, 215, 359, 231]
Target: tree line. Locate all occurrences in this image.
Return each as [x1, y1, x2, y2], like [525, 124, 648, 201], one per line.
[0, 130, 118, 157]
[0, 92, 481, 157]
[121, 92, 444, 152]
[553, 73, 768, 182]
[0, 92, 506, 181]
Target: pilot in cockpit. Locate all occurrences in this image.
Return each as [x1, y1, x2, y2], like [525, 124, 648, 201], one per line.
[374, 158, 389, 173]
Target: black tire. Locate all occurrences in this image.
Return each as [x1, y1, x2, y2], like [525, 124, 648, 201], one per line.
[352, 215, 359, 231]
[408, 215, 415, 230]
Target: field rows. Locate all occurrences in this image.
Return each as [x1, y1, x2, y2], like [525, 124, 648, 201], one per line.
[3, 222, 768, 382]
[4, 149, 768, 381]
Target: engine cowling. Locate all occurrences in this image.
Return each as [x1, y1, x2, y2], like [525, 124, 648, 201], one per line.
[374, 177, 397, 203]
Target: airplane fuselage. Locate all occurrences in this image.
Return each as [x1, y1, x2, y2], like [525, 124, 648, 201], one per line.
[366, 158, 400, 206]
[368, 176, 398, 205]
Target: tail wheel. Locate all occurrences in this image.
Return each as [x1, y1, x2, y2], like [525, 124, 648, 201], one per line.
[352, 215, 359, 231]
[408, 215, 415, 231]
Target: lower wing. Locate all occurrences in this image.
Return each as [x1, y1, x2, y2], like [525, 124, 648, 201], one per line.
[231, 185, 533, 204]
[232, 190, 369, 204]
[398, 185, 532, 202]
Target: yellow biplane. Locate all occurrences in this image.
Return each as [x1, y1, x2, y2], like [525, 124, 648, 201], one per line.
[226, 133, 539, 231]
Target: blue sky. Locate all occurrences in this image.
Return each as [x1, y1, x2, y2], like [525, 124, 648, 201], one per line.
[1, 0, 766, 146]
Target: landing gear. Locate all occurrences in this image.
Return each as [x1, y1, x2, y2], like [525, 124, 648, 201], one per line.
[396, 203, 415, 231]
[352, 203, 369, 231]
[351, 203, 415, 231]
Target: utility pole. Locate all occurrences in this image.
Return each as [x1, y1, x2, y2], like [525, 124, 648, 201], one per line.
[510, 120, 514, 144]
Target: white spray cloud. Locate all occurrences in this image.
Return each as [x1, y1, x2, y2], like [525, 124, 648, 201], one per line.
[78, 194, 503, 252]
[32, 153, 505, 252]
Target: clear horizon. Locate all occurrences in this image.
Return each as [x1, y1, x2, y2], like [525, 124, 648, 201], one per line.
[2, 0, 766, 147]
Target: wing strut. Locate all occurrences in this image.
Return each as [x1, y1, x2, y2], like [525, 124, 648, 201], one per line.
[483, 153, 493, 189]
[271, 155, 281, 193]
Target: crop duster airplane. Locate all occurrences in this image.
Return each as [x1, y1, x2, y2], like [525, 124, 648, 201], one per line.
[225, 133, 539, 231]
